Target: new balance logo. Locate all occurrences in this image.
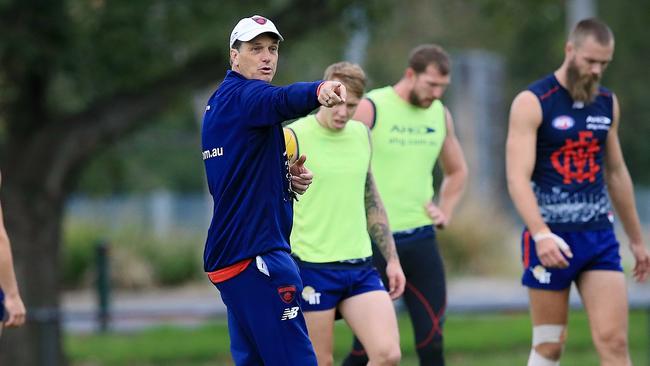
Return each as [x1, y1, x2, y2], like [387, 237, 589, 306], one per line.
[281, 307, 299, 320]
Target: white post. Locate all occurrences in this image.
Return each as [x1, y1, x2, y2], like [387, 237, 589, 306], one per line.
[566, 0, 596, 33]
[343, 5, 369, 66]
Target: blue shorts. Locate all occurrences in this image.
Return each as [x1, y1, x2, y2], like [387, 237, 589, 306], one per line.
[297, 263, 386, 312]
[521, 228, 623, 290]
[0, 289, 4, 320]
[213, 250, 317, 366]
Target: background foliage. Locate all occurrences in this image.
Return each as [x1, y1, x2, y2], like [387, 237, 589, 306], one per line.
[64, 0, 650, 194]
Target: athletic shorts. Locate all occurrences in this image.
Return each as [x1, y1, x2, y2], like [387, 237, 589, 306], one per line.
[297, 263, 386, 312]
[521, 228, 622, 290]
[213, 250, 317, 366]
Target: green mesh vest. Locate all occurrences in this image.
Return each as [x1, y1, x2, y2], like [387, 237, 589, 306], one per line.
[368, 86, 447, 232]
[288, 115, 372, 262]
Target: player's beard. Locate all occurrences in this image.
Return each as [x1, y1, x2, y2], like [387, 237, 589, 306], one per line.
[566, 58, 600, 103]
[408, 89, 434, 109]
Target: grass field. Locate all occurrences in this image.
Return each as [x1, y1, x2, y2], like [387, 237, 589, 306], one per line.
[67, 310, 649, 365]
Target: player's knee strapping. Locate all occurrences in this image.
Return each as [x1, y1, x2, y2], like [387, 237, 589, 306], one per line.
[527, 324, 565, 366]
[528, 349, 559, 366]
[532, 324, 564, 347]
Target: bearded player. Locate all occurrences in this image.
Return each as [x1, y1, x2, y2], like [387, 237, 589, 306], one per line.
[506, 18, 650, 366]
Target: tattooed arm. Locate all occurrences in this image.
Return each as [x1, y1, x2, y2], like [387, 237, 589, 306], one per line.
[365, 171, 395, 260]
[365, 171, 405, 299]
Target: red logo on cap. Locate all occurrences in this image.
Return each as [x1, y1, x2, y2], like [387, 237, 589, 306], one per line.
[252, 16, 267, 25]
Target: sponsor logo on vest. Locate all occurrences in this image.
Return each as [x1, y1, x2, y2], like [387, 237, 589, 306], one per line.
[550, 131, 600, 184]
[551, 115, 575, 130]
[390, 125, 436, 134]
[388, 125, 438, 147]
[586, 115, 612, 131]
[202, 147, 224, 160]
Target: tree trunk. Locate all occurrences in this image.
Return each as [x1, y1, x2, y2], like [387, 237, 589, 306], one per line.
[1, 178, 65, 366]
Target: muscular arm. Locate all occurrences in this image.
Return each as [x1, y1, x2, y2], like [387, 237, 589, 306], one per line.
[604, 95, 649, 281]
[436, 107, 468, 223]
[0, 204, 19, 299]
[352, 98, 375, 129]
[506, 91, 571, 268]
[364, 171, 396, 261]
[0, 173, 26, 327]
[0, 173, 19, 298]
[506, 91, 548, 234]
[365, 168, 405, 298]
[605, 95, 643, 243]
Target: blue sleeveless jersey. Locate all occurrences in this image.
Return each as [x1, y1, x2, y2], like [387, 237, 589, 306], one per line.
[527, 74, 614, 232]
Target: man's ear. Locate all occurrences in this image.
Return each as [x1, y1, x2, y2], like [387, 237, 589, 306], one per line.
[405, 67, 417, 81]
[565, 41, 574, 57]
[230, 48, 239, 67]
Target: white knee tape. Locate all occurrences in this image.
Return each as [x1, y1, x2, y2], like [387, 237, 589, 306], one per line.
[532, 324, 565, 347]
[527, 349, 559, 366]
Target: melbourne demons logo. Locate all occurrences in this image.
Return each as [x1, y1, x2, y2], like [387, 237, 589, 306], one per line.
[278, 285, 297, 304]
[551, 131, 600, 184]
[252, 16, 267, 24]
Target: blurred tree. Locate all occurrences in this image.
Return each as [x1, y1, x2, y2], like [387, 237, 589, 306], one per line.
[599, 0, 650, 182]
[0, 0, 390, 364]
[75, 0, 650, 195]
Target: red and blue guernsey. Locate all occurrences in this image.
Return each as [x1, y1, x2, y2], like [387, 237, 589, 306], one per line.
[201, 70, 322, 273]
[528, 74, 614, 232]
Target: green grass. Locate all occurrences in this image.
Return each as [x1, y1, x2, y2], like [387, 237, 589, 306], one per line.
[67, 310, 649, 365]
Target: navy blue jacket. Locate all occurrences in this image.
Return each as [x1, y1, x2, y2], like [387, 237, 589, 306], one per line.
[201, 70, 321, 271]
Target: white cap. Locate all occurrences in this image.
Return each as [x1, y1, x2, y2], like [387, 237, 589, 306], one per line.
[229, 15, 284, 48]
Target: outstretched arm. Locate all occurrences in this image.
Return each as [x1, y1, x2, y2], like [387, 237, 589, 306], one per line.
[604, 95, 649, 282]
[365, 170, 405, 299]
[241, 80, 347, 127]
